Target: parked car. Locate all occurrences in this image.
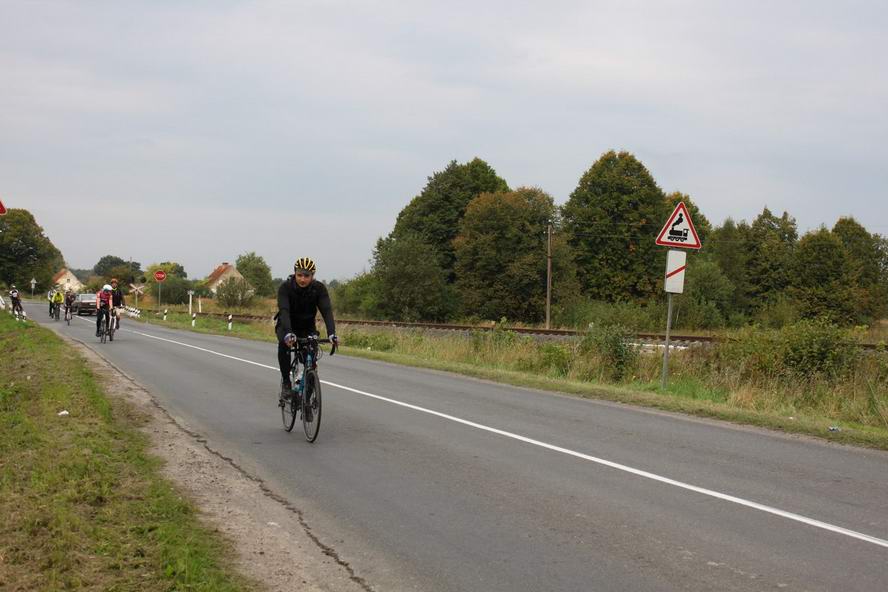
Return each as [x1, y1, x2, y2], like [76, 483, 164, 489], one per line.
[73, 293, 97, 316]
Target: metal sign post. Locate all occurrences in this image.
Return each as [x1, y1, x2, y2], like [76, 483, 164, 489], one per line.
[30, 277, 37, 298]
[655, 204, 697, 390]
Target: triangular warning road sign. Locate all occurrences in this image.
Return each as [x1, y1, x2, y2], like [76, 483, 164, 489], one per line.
[0, 199, 6, 215]
[656, 202, 702, 249]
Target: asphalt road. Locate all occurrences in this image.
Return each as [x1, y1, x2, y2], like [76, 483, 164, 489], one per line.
[25, 303, 888, 591]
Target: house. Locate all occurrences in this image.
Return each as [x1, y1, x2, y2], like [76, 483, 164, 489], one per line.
[205, 262, 245, 294]
[52, 268, 84, 293]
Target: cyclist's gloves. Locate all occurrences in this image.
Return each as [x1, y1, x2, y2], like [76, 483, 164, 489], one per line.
[329, 334, 339, 355]
[283, 333, 297, 348]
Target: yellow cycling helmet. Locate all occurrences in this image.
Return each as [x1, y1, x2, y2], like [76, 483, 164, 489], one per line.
[294, 257, 316, 274]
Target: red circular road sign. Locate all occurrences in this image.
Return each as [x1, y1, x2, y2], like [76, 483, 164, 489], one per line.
[153, 270, 167, 282]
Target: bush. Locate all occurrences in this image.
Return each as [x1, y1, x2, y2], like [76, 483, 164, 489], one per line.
[580, 323, 638, 380]
[719, 319, 861, 380]
[529, 343, 572, 376]
[215, 277, 254, 308]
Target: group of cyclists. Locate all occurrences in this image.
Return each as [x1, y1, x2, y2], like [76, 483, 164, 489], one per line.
[9, 257, 337, 410]
[32, 279, 126, 335]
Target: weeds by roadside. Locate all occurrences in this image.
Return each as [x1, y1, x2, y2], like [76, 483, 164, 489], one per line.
[0, 314, 251, 591]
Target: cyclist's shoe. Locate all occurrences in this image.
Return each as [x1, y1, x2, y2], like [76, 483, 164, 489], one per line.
[279, 380, 292, 404]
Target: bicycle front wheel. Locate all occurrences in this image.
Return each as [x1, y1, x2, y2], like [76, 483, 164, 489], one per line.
[281, 380, 297, 432]
[100, 319, 107, 343]
[302, 370, 322, 442]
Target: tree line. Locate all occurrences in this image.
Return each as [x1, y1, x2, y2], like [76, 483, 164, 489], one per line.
[332, 151, 888, 329]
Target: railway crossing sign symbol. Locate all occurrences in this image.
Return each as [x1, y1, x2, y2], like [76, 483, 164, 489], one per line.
[656, 202, 702, 249]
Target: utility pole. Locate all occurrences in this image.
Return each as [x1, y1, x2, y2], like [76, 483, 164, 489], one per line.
[546, 223, 553, 330]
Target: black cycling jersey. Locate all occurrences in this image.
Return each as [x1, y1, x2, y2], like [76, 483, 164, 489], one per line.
[111, 288, 125, 307]
[275, 276, 336, 338]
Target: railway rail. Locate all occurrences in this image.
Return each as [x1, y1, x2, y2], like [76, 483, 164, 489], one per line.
[138, 309, 881, 350]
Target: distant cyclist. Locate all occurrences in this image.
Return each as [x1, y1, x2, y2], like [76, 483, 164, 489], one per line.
[9, 285, 23, 315]
[51, 290, 64, 318]
[96, 284, 113, 337]
[109, 278, 126, 329]
[47, 289, 55, 316]
[64, 289, 76, 317]
[275, 258, 338, 399]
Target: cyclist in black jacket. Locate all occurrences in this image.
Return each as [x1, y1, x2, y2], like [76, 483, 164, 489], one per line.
[275, 258, 338, 398]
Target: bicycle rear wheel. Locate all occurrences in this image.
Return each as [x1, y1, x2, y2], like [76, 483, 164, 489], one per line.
[302, 370, 322, 442]
[280, 379, 297, 432]
[100, 318, 107, 343]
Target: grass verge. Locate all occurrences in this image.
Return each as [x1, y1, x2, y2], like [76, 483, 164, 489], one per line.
[0, 313, 252, 591]
[132, 312, 888, 450]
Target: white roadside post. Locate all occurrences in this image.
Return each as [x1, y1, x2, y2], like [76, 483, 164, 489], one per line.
[187, 290, 194, 316]
[227, 314, 233, 331]
[655, 202, 702, 390]
[163, 309, 168, 321]
[192, 313, 196, 327]
[198, 297, 202, 314]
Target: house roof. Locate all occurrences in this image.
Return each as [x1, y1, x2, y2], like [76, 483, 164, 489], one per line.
[206, 262, 234, 285]
[52, 268, 70, 283]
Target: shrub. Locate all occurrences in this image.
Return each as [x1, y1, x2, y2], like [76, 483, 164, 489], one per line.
[341, 330, 397, 352]
[526, 343, 572, 377]
[580, 323, 638, 380]
[215, 277, 254, 308]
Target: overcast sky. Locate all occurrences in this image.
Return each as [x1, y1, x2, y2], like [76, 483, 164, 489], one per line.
[2, 1, 886, 280]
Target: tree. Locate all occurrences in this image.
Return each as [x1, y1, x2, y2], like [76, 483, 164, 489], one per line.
[0, 209, 64, 290]
[236, 252, 274, 297]
[708, 218, 753, 315]
[789, 228, 857, 324]
[372, 233, 457, 321]
[746, 207, 798, 307]
[93, 255, 139, 278]
[454, 188, 579, 323]
[215, 277, 255, 308]
[145, 262, 191, 305]
[330, 272, 383, 319]
[157, 261, 187, 278]
[561, 151, 671, 301]
[832, 217, 883, 321]
[391, 158, 509, 278]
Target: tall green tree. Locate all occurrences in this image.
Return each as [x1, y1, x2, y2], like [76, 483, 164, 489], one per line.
[372, 233, 456, 321]
[157, 261, 187, 278]
[789, 228, 857, 324]
[746, 208, 798, 306]
[145, 262, 192, 305]
[235, 252, 274, 297]
[561, 151, 670, 300]
[0, 209, 64, 290]
[708, 218, 753, 315]
[832, 217, 883, 320]
[454, 188, 579, 323]
[391, 158, 509, 278]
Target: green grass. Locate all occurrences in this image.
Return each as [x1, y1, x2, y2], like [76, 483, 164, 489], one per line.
[131, 313, 888, 450]
[0, 313, 253, 591]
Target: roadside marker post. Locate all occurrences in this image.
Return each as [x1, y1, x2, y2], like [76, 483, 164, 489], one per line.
[656, 203, 701, 390]
[227, 314, 233, 331]
[163, 309, 168, 322]
[192, 313, 196, 327]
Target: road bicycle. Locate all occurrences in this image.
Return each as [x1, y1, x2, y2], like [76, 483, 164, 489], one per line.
[279, 335, 336, 442]
[52, 302, 61, 321]
[98, 307, 116, 343]
[64, 303, 72, 325]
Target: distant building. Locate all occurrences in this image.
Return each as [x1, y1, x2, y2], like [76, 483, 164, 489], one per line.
[52, 268, 84, 293]
[205, 262, 245, 295]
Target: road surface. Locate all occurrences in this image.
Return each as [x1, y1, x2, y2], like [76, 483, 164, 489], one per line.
[25, 304, 888, 591]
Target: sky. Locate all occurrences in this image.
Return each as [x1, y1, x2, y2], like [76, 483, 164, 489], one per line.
[2, 1, 886, 281]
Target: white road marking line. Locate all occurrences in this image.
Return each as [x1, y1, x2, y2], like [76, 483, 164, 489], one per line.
[78, 319, 888, 550]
